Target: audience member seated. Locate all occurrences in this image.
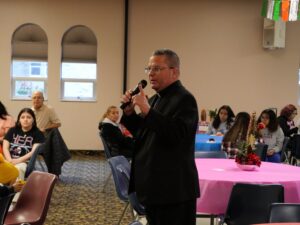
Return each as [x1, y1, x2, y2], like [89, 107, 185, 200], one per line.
[0, 102, 15, 154]
[2, 108, 45, 180]
[31, 91, 61, 134]
[98, 106, 134, 158]
[257, 109, 284, 163]
[0, 153, 24, 197]
[278, 104, 299, 160]
[207, 105, 235, 136]
[278, 104, 298, 137]
[222, 112, 250, 158]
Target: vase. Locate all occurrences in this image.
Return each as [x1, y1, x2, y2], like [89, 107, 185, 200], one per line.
[236, 163, 258, 171]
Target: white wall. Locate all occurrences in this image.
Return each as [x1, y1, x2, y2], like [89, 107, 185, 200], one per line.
[0, 0, 300, 150]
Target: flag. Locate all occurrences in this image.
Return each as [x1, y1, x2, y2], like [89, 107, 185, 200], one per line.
[273, 0, 281, 20]
[281, 0, 290, 21]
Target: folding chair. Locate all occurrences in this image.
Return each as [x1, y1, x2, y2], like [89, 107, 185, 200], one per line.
[219, 183, 284, 225]
[255, 143, 268, 162]
[194, 151, 226, 159]
[269, 203, 300, 222]
[5, 171, 57, 225]
[280, 137, 290, 164]
[99, 132, 113, 192]
[0, 193, 14, 225]
[25, 143, 46, 178]
[108, 156, 146, 225]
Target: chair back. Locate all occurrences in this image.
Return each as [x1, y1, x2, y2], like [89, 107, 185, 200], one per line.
[25, 143, 45, 178]
[223, 183, 284, 225]
[194, 151, 226, 159]
[0, 193, 14, 225]
[255, 143, 268, 161]
[108, 156, 145, 215]
[281, 137, 290, 163]
[108, 155, 130, 201]
[269, 203, 300, 222]
[99, 132, 112, 159]
[5, 171, 57, 225]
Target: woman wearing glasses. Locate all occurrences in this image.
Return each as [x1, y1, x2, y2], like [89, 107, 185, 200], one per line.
[257, 109, 284, 163]
[278, 104, 300, 163]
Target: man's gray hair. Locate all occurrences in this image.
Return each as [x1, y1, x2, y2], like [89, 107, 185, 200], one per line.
[152, 49, 180, 68]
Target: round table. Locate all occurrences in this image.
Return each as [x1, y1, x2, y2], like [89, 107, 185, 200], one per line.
[196, 158, 300, 214]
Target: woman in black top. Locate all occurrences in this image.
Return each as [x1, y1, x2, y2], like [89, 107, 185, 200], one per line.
[278, 104, 298, 137]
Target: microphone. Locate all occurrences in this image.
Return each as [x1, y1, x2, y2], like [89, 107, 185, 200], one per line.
[120, 79, 147, 109]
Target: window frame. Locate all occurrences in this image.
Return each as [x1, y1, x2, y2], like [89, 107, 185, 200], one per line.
[11, 59, 48, 100]
[60, 62, 97, 102]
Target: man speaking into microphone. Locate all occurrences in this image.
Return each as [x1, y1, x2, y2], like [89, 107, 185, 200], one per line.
[120, 49, 200, 225]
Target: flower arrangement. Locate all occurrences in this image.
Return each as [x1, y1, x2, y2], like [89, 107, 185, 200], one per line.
[235, 112, 261, 167]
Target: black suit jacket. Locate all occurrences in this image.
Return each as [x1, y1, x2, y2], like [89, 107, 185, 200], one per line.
[121, 81, 200, 205]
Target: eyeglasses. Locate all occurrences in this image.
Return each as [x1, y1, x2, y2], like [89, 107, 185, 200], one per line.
[144, 66, 173, 74]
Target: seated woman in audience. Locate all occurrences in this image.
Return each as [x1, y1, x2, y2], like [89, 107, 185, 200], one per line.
[222, 112, 250, 158]
[257, 109, 284, 163]
[278, 104, 298, 137]
[98, 106, 134, 158]
[0, 101, 15, 153]
[2, 108, 45, 180]
[207, 105, 235, 135]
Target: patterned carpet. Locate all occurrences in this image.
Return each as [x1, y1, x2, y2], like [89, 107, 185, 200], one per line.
[43, 151, 133, 225]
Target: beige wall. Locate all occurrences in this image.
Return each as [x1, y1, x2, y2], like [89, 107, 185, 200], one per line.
[0, 0, 300, 150]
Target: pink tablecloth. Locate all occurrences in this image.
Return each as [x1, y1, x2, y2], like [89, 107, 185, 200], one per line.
[196, 158, 300, 215]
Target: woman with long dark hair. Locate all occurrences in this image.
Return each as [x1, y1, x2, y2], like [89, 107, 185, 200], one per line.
[2, 108, 44, 180]
[257, 109, 284, 163]
[222, 112, 250, 158]
[207, 105, 235, 135]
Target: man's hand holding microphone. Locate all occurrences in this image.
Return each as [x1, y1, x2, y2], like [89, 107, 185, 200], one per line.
[121, 80, 150, 117]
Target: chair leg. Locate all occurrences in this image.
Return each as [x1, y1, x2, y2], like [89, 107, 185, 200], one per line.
[210, 216, 214, 225]
[117, 202, 129, 225]
[102, 172, 112, 192]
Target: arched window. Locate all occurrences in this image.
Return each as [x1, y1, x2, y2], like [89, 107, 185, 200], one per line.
[11, 23, 48, 100]
[61, 25, 97, 101]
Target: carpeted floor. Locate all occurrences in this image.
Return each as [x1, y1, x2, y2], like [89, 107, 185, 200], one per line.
[44, 151, 133, 225]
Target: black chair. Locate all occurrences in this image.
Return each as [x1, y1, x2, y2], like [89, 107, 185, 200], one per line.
[194, 151, 226, 159]
[99, 132, 112, 159]
[280, 137, 290, 164]
[108, 156, 146, 225]
[25, 143, 46, 178]
[254, 143, 268, 162]
[269, 203, 300, 222]
[0, 193, 14, 225]
[219, 183, 284, 225]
